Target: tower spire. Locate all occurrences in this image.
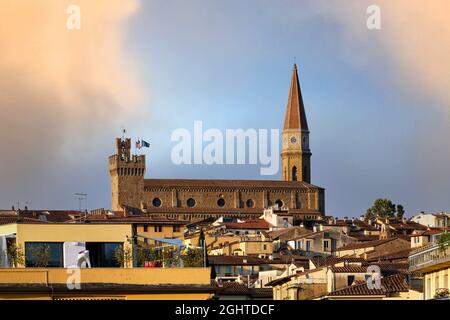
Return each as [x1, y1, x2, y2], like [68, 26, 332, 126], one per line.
[283, 64, 308, 131]
[281, 64, 311, 183]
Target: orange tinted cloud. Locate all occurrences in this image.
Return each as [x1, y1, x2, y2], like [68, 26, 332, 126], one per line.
[0, 0, 143, 203]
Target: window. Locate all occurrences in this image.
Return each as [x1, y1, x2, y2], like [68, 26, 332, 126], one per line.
[217, 198, 225, 207]
[187, 198, 196, 208]
[25, 242, 63, 268]
[275, 199, 283, 208]
[323, 240, 330, 251]
[173, 225, 181, 233]
[152, 197, 162, 207]
[292, 166, 297, 181]
[225, 265, 232, 276]
[305, 240, 311, 252]
[154, 225, 162, 232]
[143, 225, 148, 232]
[86, 242, 122, 267]
[215, 266, 220, 275]
[347, 275, 355, 286]
[263, 244, 267, 250]
[246, 199, 254, 208]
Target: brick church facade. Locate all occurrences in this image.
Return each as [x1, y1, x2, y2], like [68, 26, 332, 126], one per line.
[109, 65, 325, 222]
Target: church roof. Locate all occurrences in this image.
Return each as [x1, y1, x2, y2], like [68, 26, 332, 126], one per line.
[143, 206, 322, 216]
[283, 64, 309, 131]
[144, 178, 322, 190]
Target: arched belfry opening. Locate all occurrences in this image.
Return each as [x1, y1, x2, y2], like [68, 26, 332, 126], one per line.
[292, 166, 297, 181]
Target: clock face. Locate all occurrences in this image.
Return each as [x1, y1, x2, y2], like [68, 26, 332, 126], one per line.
[290, 136, 297, 144]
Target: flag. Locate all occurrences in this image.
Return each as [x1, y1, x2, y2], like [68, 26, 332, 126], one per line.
[136, 139, 141, 150]
[141, 140, 150, 148]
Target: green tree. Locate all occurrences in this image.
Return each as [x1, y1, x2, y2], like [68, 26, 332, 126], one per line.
[182, 247, 204, 267]
[199, 228, 205, 248]
[396, 205, 405, 219]
[135, 244, 166, 267]
[114, 245, 133, 268]
[1, 242, 25, 267]
[364, 198, 398, 220]
[161, 246, 179, 267]
[438, 232, 450, 253]
[198, 228, 209, 267]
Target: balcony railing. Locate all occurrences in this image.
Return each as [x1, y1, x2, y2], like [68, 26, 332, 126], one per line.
[409, 241, 450, 272]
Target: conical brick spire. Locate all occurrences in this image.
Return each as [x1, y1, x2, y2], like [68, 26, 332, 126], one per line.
[283, 64, 309, 131]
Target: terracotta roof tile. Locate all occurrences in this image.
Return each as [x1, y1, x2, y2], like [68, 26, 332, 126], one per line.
[329, 266, 370, 273]
[335, 238, 398, 251]
[208, 255, 270, 266]
[222, 219, 272, 230]
[327, 273, 409, 297]
[144, 178, 321, 190]
[311, 256, 368, 268]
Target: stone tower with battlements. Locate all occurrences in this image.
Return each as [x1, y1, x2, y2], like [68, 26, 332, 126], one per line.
[109, 138, 145, 212]
[281, 64, 311, 183]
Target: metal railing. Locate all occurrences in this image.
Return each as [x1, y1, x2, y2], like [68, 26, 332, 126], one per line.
[409, 241, 450, 272]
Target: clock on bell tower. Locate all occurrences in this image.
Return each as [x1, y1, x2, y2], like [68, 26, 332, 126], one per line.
[281, 64, 311, 183]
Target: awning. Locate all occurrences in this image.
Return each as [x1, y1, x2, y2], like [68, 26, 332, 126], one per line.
[136, 235, 184, 248]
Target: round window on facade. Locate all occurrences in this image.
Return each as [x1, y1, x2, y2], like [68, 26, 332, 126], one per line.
[152, 197, 162, 207]
[217, 198, 225, 207]
[275, 199, 284, 208]
[246, 199, 254, 208]
[187, 198, 196, 208]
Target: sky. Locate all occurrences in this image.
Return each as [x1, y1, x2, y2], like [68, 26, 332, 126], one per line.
[0, 0, 449, 218]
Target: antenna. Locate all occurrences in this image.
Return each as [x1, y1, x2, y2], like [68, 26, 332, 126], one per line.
[74, 193, 88, 221]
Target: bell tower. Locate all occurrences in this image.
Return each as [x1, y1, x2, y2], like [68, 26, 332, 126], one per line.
[109, 137, 146, 212]
[281, 64, 311, 183]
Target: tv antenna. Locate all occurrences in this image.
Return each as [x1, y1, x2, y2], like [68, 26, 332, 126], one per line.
[74, 193, 88, 221]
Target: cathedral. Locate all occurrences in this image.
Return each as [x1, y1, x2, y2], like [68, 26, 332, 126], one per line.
[109, 65, 325, 222]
